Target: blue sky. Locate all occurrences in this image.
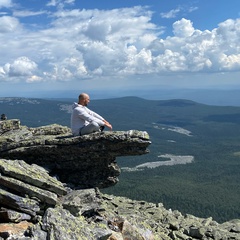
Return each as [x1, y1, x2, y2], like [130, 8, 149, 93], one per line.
[0, 0, 240, 99]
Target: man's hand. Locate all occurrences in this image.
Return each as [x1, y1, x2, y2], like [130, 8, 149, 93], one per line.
[103, 120, 112, 130]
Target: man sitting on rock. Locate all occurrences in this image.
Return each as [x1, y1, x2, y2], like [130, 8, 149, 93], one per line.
[71, 93, 112, 136]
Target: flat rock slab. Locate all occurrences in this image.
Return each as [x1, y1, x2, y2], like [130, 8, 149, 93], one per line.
[0, 175, 58, 205]
[0, 159, 67, 196]
[0, 188, 40, 216]
[0, 208, 31, 223]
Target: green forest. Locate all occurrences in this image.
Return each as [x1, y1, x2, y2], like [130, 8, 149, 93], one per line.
[1, 97, 240, 223]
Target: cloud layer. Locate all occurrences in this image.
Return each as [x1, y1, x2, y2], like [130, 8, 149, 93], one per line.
[0, 1, 240, 84]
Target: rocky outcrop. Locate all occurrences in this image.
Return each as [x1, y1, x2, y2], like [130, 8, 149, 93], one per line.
[0, 119, 240, 240]
[1, 173, 240, 239]
[0, 119, 150, 189]
[0, 158, 67, 217]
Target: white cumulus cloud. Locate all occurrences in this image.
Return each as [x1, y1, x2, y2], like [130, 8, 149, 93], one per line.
[0, 5, 240, 84]
[172, 18, 195, 37]
[4, 57, 38, 77]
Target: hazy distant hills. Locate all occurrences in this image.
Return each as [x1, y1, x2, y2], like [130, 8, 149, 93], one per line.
[15, 88, 240, 107]
[1, 97, 240, 222]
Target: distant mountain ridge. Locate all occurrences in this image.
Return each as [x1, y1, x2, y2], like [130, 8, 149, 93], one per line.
[4, 88, 240, 106]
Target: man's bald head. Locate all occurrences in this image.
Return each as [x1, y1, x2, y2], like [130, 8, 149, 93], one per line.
[78, 93, 90, 106]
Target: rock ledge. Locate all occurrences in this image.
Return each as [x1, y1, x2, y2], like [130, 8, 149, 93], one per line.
[0, 119, 150, 189]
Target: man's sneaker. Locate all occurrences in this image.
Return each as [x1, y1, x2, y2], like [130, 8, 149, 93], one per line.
[100, 126, 105, 132]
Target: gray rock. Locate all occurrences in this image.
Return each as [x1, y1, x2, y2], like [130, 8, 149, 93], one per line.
[0, 119, 20, 135]
[220, 219, 240, 233]
[189, 226, 205, 238]
[61, 188, 100, 217]
[0, 187, 40, 216]
[28, 223, 48, 240]
[0, 208, 31, 223]
[0, 174, 58, 205]
[91, 228, 112, 240]
[0, 159, 67, 196]
[42, 207, 98, 240]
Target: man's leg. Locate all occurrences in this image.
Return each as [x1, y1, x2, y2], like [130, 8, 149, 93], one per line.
[80, 122, 100, 135]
